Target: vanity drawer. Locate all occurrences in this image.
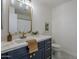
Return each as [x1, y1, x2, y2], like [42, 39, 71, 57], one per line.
[45, 38, 51, 44]
[38, 41, 45, 49]
[45, 48, 52, 59]
[45, 39, 51, 48]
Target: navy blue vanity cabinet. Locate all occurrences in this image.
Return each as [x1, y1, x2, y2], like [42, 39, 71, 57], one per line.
[1, 38, 52, 59]
[7, 46, 29, 59]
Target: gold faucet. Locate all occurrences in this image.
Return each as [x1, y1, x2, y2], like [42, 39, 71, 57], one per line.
[19, 31, 27, 39]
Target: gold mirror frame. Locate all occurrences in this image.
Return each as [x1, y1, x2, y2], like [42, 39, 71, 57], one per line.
[8, 0, 33, 35]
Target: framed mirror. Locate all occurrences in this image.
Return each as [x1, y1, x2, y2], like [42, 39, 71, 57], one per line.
[9, 0, 32, 35]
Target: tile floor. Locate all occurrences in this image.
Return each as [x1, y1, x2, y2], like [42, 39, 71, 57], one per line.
[52, 51, 77, 59]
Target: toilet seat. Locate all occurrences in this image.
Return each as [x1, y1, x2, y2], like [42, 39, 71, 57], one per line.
[52, 44, 61, 48]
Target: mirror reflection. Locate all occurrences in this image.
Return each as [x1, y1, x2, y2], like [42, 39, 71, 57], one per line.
[9, 0, 32, 35]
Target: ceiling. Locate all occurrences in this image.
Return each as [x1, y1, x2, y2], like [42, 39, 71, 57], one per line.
[32, 0, 72, 7]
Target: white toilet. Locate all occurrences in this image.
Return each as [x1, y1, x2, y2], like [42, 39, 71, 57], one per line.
[52, 44, 61, 59]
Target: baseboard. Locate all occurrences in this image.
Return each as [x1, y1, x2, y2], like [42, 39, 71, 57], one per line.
[61, 48, 77, 58]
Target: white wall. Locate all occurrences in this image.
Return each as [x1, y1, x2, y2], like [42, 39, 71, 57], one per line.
[52, 0, 77, 57]
[1, 0, 10, 41]
[9, 7, 17, 34]
[32, 1, 52, 35]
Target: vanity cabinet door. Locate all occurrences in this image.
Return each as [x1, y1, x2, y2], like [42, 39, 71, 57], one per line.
[37, 48, 44, 59]
[45, 38, 51, 49]
[29, 48, 44, 59]
[18, 54, 29, 59]
[38, 41, 45, 49]
[30, 50, 41, 59]
[41, 48, 45, 59]
[7, 46, 29, 59]
[45, 39, 52, 59]
[45, 48, 52, 59]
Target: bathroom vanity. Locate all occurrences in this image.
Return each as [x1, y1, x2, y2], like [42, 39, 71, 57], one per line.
[1, 35, 52, 59]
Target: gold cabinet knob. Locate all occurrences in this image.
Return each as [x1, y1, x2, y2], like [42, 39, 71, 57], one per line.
[33, 53, 36, 56]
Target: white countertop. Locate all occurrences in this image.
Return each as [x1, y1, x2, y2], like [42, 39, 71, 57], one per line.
[1, 35, 52, 54]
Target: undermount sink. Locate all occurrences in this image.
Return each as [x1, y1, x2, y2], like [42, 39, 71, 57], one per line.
[1, 39, 27, 48]
[13, 39, 27, 43]
[13, 36, 36, 43]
